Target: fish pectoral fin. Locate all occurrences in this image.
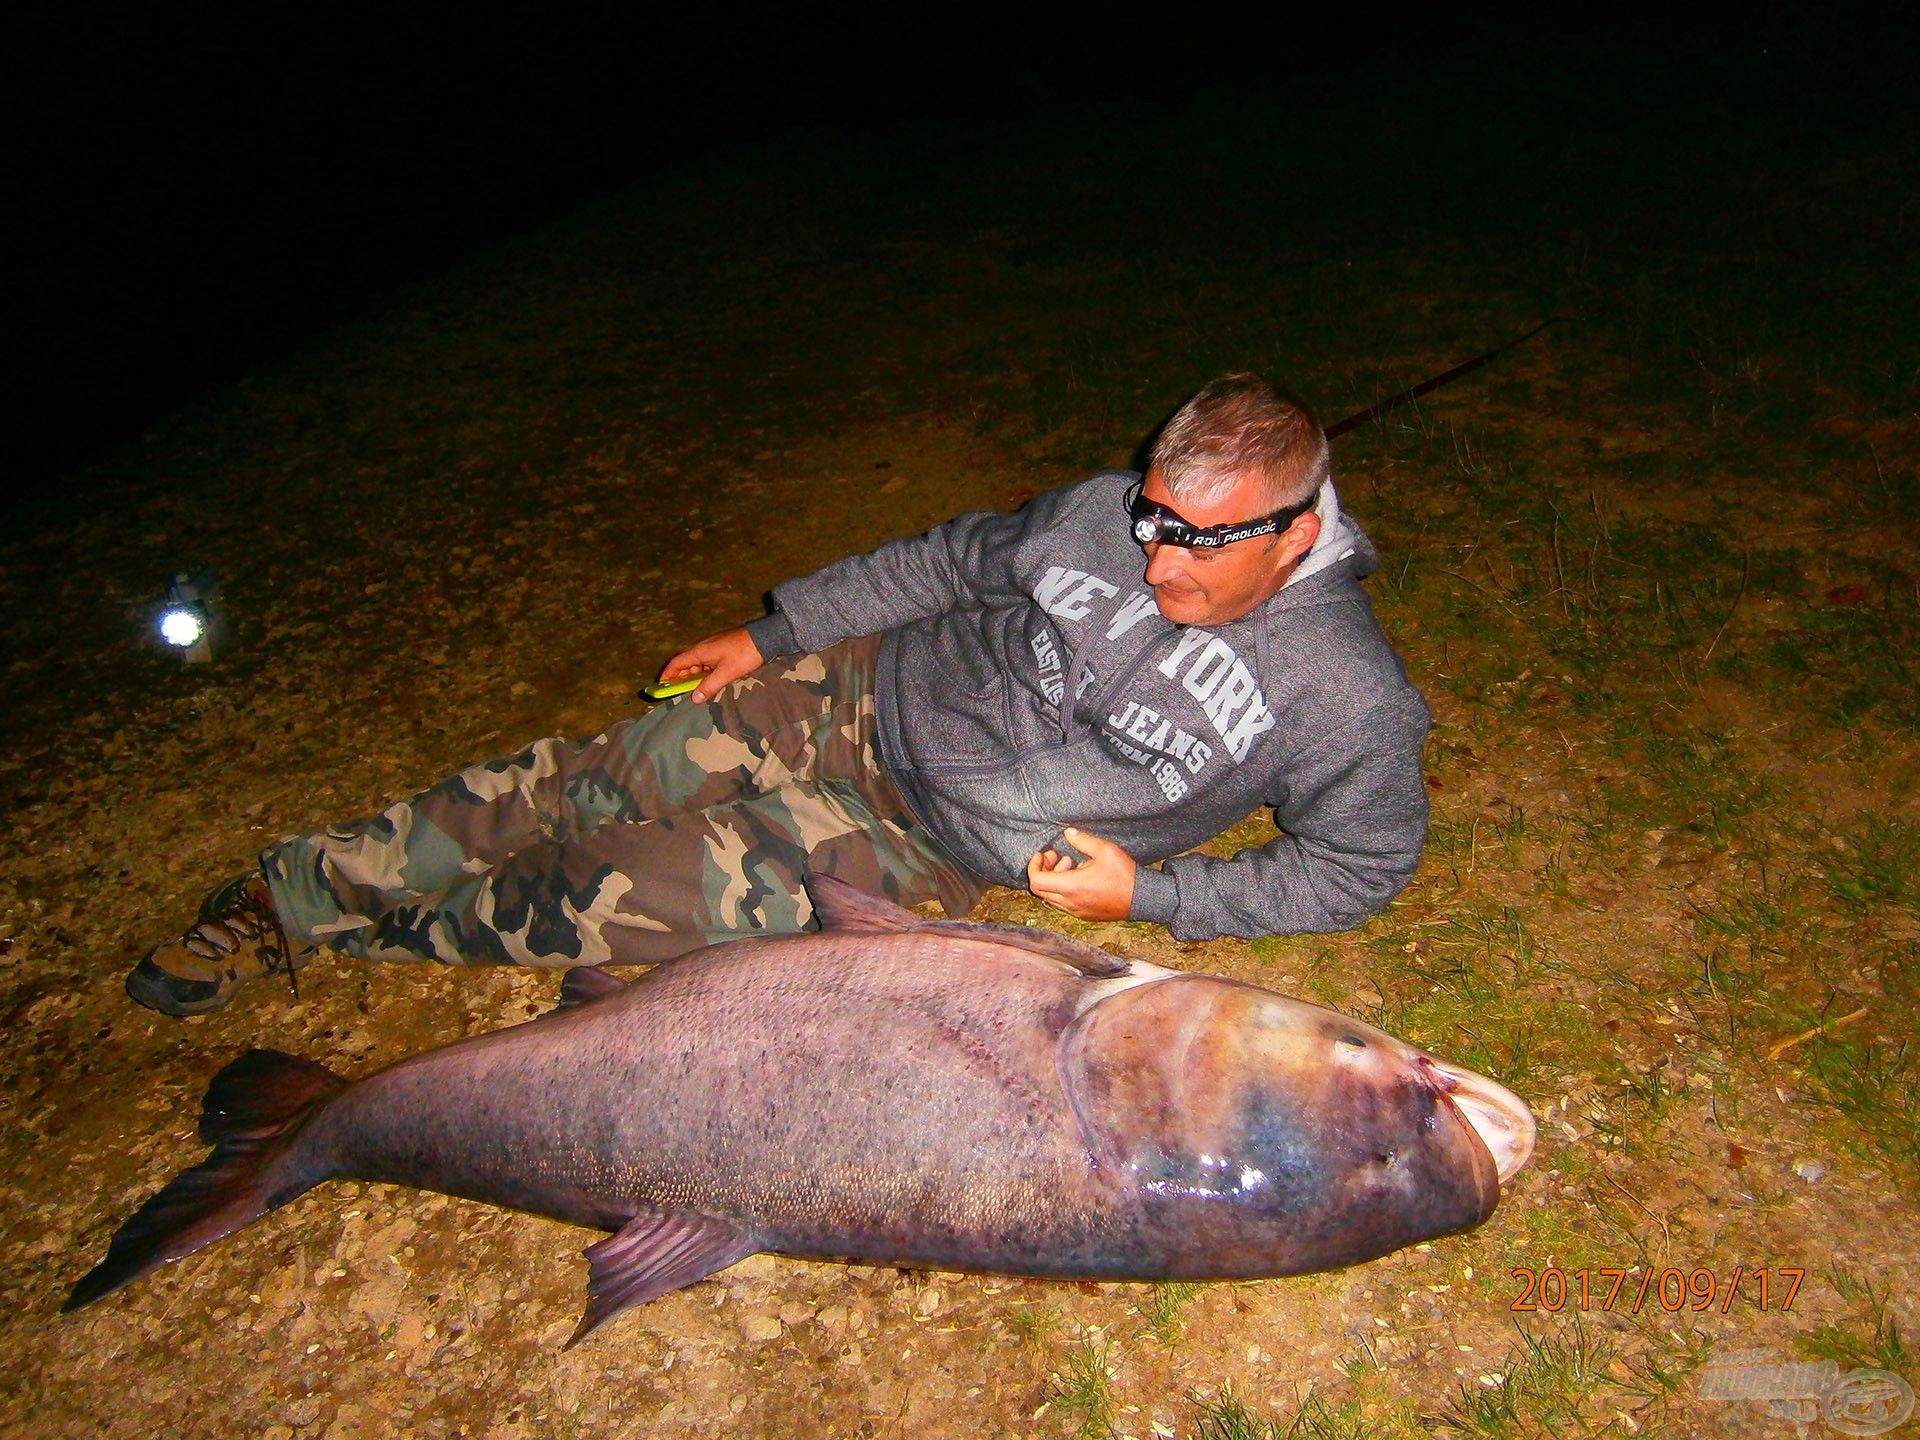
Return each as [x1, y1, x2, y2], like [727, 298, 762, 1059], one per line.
[568, 1209, 760, 1346]
[557, 965, 627, 1010]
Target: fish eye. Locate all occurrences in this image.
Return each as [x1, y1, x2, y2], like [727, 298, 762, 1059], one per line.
[1376, 1150, 1398, 1168]
[1339, 1033, 1367, 1049]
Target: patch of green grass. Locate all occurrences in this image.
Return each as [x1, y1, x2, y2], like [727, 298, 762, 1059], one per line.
[1278, 1392, 1399, 1440]
[1195, 1383, 1425, 1440]
[1801, 1268, 1911, 1374]
[1045, 1334, 1117, 1440]
[1742, 592, 1918, 743]
[1822, 813, 1920, 915]
[1334, 1331, 1387, 1384]
[1851, 441, 1920, 525]
[1191, 1386, 1284, 1440]
[1771, 646, 1917, 738]
[1683, 842, 1860, 1002]
[1587, 1100, 1681, 1167]
[1683, 895, 1795, 1019]
[1689, 879, 1794, 959]
[1361, 900, 1574, 1097]
[1802, 1030, 1920, 1195]
[1549, 780, 1643, 875]
[1656, 804, 1920, 1193]
[1422, 814, 1477, 872]
[1248, 931, 1339, 973]
[1858, 935, 1920, 1011]
[1139, 1281, 1206, 1345]
[1641, 730, 1779, 850]
[1511, 1178, 1658, 1276]
[1623, 1064, 1683, 1128]
[1614, 1325, 1714, 1408]
[1513, 1200, 1594, 1265]
[1457, 802, 1532, 864]
[1440, 1318, 1617, 1439]
[1008, 1301, 1064, 1352]
[1247, 934, 1289, 965]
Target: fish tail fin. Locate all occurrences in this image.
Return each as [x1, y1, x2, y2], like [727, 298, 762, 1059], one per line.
[63, 1049, 347, 1312]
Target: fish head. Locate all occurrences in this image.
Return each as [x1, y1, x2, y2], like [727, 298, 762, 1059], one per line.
[1062, 976, 1537, 1273]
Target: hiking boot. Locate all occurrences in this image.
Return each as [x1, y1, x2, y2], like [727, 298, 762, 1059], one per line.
[125, 871, 313, 1016]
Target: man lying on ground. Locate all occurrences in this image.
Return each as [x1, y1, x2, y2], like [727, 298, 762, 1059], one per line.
[127, 375, 1430, 1015]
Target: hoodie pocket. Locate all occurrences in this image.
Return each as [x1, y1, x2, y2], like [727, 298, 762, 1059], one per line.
[902, 663, 1033, 774]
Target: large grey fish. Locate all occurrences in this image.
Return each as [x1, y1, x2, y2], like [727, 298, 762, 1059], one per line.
[67, 876, 1535, 1341]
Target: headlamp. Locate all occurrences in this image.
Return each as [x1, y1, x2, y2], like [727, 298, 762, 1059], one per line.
[1125, 479, 1319, 550]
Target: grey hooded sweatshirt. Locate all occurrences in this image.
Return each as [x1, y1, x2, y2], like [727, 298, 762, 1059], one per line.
[745, 470, 1430, 941]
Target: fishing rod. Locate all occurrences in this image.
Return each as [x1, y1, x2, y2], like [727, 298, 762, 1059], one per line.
[1323, 317, 1558, 440]
[644, 322, 1561, 701]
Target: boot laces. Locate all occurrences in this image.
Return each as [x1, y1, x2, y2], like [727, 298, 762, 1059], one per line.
[185, 882, 301, 997]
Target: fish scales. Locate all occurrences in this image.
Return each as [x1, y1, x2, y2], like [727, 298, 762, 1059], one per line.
[308, 932, 1121, 1266]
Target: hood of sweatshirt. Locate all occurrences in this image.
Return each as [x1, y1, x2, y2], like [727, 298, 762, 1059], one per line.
[1284, 480, 1366, 591]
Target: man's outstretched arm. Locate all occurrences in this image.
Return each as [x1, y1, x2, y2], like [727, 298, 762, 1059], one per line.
[658, 481, 1109, 702]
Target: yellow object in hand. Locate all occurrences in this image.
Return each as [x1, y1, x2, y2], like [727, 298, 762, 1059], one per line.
[641, 675, 705, 700]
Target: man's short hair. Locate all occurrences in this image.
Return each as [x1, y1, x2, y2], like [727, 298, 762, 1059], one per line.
[1149, 375, 1330, 510]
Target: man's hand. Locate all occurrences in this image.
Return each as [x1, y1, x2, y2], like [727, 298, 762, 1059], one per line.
[1027, 826, 1137, 922]
[658, 626, 764, 703]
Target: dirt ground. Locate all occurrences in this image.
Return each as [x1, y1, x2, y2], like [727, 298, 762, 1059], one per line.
[4, 93, 1918, 1440]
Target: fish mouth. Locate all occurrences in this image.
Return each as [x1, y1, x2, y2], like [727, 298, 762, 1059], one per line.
[1419, 1057, 1537, 1185]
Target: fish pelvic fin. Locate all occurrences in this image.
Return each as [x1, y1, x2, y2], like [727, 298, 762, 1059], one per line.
[568, 1209, 760, 1347]
[64, 1049, 345, 1313]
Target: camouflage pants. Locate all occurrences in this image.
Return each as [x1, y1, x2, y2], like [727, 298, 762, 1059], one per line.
[260, 636, 982, 968]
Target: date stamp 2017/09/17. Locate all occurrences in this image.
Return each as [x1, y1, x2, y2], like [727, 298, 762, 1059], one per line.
[1509, 1266, 1804, 1314]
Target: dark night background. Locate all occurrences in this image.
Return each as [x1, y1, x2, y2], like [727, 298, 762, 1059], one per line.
[17, 4, 1906, 511]
[16, 6, 1245, 496]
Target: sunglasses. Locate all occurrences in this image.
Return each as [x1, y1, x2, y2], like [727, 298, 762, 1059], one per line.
[1124, 478, 1319, 550]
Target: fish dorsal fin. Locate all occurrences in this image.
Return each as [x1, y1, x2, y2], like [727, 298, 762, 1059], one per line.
[568, 1209, 760, 1346]
[803, 873, 921, 932]
[803, 873, 1131, 978]
[559, 965, 627, 1010]
[920, 920, 1130, 978]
